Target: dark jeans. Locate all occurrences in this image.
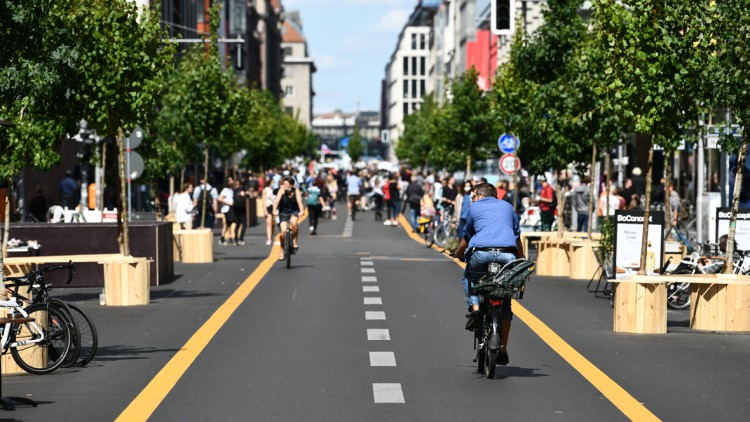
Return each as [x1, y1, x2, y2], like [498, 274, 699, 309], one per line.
[540, 210, 555, 231]
[234, 212, 247, 241]
[577, 213, 589, 233]
[385, 199, 393, 219]
[195, 211, 215, 229]
[308, 204, 321, 230]
[409, 202, 420, 229]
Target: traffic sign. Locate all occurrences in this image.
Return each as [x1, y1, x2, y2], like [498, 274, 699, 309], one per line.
[499, 154, 520, 175]
[497, 133, 519, 154]
[127, 124, 144, 149]
[127, 151, 144, 180]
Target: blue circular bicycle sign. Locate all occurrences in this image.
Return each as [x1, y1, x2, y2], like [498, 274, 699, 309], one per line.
[498, 133, 519, 154]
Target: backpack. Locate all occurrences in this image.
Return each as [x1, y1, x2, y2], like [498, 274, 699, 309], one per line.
[195, 186, 215, 215]
[307, 186, 320, 206]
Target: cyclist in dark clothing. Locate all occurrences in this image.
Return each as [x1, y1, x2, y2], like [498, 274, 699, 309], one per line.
[272, 177, 304, 261]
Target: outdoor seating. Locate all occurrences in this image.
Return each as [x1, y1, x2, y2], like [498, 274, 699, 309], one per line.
[587, 246, 614, 299]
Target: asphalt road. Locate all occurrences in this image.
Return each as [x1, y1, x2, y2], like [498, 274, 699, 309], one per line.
[4, 203, 750, 421]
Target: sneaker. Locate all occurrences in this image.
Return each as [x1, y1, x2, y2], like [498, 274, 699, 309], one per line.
[265, 240, 272, 246]
[383, 220, 392, 226]
[219, 239, 227, 246]
[310, 226, 314, 232]
[236, 241, 246, 246]
[497, 350, 509, 365]
[465, 311, 481, 331]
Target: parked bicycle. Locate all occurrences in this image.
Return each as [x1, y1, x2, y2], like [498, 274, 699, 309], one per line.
[5, 262, 97, 366]
[0, 296, 72, 375]
[432, 206, 459, 250]
[470, 259, 534, 378]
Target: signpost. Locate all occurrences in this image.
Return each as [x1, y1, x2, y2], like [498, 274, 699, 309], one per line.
[126, 125, 144, 222]
[499, 154, 521, 175]
[497, 133, 519, 154]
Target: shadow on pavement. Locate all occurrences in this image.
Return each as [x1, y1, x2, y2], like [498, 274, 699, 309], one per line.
[150, 289, 223, 301]
[493, 366, 549, 379]
[93, 345, 181, 362]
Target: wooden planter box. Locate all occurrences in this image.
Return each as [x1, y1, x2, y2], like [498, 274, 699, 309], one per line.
[569, 240, 600, 280]
[690, 275, 750, 332]
[102, 257, 151, 306]
[535, 236, 571, 277]
[614, 277, 667, 334]
[173, 229, 213, 263]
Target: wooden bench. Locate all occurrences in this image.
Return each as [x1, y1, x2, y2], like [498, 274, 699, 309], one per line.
[569, 239, 600, 280]
[3, 254, 151, 306]
[614, 274, 750, 334]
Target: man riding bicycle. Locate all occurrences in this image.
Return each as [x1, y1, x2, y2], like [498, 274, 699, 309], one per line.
[455, 182, 524, 366]
[272, 177, 304, 261]
[346, 170, 362, 216]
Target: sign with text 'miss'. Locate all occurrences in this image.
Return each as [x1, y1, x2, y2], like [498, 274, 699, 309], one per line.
[614, 210, 664, 273]
[715, 208, 750, 250]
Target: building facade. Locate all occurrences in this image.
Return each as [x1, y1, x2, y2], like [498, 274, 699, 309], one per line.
[281, 11, 316, 127]
[312, 111, 387, 161]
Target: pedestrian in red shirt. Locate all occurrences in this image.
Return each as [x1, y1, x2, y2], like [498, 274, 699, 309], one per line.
[538, 176, 555, 231]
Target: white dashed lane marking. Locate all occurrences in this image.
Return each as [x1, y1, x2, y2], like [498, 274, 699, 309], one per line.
[365, 311, 386, 320]
[361, 268, 376, 273]
[364, 297, 383, 305]
[361, 276, 377, 282]
[372, 384, 405, 404]
[360, 261, 374, 266]
[369, 352, 397, 367]
[367, 329, 390, 341]
[363, 286, 380, 292]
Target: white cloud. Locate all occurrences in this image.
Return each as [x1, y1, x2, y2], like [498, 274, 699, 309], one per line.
[371, 9, 411, 33]
[316, 55, 354, 71]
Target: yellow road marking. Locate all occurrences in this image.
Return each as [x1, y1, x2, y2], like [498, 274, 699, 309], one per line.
[117, 214, 307, 422]
[397, 214, 660, 422]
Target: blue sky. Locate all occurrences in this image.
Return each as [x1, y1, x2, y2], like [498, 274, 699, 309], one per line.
[283, 0, 417, 115]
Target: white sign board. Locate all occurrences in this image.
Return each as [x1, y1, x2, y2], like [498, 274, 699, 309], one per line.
[715, 208, 750, 251]
[614, 211, 665, 273]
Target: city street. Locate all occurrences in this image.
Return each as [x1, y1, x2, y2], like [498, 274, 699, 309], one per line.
[4, 204, 750, 421]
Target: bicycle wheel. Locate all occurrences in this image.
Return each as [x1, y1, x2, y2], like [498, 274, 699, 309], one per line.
[667, 269, 692, 310]
[66, 304, 98, 366]
[484, 309, 499, 379]
[46, 298, 81, 368]
[11, 303, 72, 375]
[476, 328, 486, 375]
[285, 229, 292, 269]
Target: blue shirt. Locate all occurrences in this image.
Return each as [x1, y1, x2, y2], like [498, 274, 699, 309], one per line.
[463, 197, 520, 250]
[460, 193, 472, 220]
[346, 175, 362, 195]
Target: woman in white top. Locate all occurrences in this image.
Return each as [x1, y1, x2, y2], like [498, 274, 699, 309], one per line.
[262, 176, 276, 245]
[173, 183, 194, 229]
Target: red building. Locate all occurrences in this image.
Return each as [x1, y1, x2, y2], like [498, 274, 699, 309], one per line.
[465, 29, 498, 91]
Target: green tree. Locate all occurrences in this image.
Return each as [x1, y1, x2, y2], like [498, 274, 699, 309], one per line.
[74, 0, 175, 255]
[347, 121, 365, 163]
[396, 95, 444, 168]
[240, 89, 283, 171]
[592, 0, 715, 273]
[714, 0, 750, 272]
[0, 0, 82, 265]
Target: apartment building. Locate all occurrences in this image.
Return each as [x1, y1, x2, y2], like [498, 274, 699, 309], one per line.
[281, 11, 316, 127]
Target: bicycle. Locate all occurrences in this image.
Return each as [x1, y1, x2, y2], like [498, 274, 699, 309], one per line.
[666, 240, 724, 310]
[349, 194, 359, 221]
[470, 259, 535, 378]
[0, 296, 73, 375]
[432, 207, 458, 249]
[5, 262, 97, 366]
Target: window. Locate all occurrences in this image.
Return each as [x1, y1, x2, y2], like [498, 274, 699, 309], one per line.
[283, 47, 293, 57]
[420, 57, 426, 76]
[285, 106, 294, 115]
[420, 80, 426, 97]
[411, 33, 417, 49]
[403, 57, 408, 75]
[284, 85, 294, 98]
[412, 80, 418, 99]
[411, 57, 417, 76]
[403, 80, 408, 99]
[403, 102, 409, 116]
[420, 34, 426, 50]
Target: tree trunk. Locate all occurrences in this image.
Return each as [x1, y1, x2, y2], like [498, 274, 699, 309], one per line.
[512, 170, 519, 211]
[101, 142, 107, 210]
[724, 131, 748, 273]
[664, 153, 673, 241]
[1, 179, 11, 280]
[605, 151, 611, 221]
[117, 127, 130, 256]
[168, 175, 175, 215]
[200, 148, 209, 228]
[153, 180, 163, 221]
[557, 171, 565, 238]
[588, 144, 596, 238]
[466, 154, 471, 178]
[638, 143, 655, 275]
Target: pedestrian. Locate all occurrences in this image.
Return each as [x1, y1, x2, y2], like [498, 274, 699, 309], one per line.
[59, 170, 77, 209]
[669, 181, 681, 228]
[387, 173, 401, 226]
[233, 178, 248, 245]
[28, 185, 50, 222]
[597, 185, 619, 225]
[538, 175, 556, 231]
[262, 176, 276, 245]
[496, 180, 508, 200]
[193, 177, 218, 229]
[218, 177, 237, 245]
[372, 177, 384, 221]
[572, 176, 591, 232]
[441, 176, 458, 219]
[306, 176, 325, 235]
[405, 176, 424, 230]
[631, 167, 646, 198]
[326, 173, 338, 219]
[173, 183, 194, 230]
[456, 180, 473, 239]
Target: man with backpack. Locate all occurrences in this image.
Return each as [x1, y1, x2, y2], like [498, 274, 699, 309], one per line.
[193, 176, 218, 229]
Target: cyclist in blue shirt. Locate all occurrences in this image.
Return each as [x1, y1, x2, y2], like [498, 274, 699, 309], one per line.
[345, 170, 362, 215]
[455, 182, 524, 365]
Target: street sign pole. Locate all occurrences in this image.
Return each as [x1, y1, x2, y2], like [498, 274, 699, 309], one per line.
[697, 131, 705, 242]
[127, 136, 131, 223]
